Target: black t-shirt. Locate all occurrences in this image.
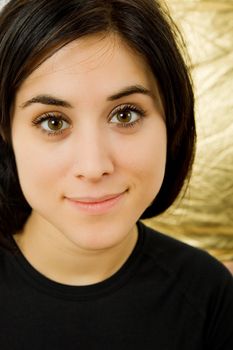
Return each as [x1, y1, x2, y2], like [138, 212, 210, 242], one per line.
[0, 221, 232, 349]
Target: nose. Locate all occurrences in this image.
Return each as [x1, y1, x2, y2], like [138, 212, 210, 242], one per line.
[71, 128, 114, 181]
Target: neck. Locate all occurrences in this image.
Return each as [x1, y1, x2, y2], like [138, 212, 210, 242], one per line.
[14, 213, 138, 286]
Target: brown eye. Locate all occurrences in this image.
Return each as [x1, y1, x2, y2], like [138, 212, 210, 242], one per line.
[39, 116, 70, 133]
[116, 110, 133, 123]
[47, 118, 64, 131]
[110, 106, 142, 126]
[32, 113, 71, 136]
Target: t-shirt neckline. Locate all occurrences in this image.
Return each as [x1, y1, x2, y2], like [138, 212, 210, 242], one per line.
[10, 221, 145, 301]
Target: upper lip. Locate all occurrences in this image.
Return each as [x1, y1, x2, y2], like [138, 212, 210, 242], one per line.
[66, 192, 125, 203]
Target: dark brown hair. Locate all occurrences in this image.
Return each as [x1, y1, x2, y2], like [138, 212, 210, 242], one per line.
[0, 0, 196, 250]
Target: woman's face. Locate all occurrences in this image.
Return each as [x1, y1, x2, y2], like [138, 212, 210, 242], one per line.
[12, 34, 167, 251]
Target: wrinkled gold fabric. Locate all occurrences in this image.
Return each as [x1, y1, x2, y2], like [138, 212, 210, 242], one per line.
[146, 0, 233, 262]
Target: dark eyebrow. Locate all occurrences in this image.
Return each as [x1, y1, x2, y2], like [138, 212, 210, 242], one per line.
[20, 95, 73, 109]
[107, 84, 153, 101]
[20, 85, 153, 109]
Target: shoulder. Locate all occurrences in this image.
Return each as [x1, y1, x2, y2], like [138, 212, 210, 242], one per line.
[138, 221, 233, 302]
[139, 220, 231, 275]
[138, 221, 233, 348]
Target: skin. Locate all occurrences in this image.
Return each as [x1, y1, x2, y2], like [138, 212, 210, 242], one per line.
[12, 34, 167, 285]
[224, 261, 233, 274]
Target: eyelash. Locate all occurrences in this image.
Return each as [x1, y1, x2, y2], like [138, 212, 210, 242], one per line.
[32, 113, 70, 137]
[110, 104, 146, 128]
[31, 104, 147, 137]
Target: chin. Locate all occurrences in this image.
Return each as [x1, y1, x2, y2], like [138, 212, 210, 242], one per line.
[60, 219, 136, 251]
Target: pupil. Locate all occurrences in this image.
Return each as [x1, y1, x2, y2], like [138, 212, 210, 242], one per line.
[118, 111, 131, 122]
[48, 119, 63, 130]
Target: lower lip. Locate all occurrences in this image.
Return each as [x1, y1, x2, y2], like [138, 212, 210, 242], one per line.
[66, 192, 126, 215]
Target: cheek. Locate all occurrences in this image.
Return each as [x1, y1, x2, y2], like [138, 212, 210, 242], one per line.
[136, 147, 166, 190]
[117, 124, 167, 194]
[117, 138, 166, 218]
[12, 136, 65, 201]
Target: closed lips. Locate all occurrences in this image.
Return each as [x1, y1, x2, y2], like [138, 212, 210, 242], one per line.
[67, 192, 126, 204]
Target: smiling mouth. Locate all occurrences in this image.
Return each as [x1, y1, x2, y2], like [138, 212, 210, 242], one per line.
[65, 191, 127, 214]
[68, 192, 125, 203]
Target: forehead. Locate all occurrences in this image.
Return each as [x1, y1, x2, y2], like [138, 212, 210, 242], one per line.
[15, 33, 162, 109]
[30, 34, 118, 78]
[20, 34, 154, 84]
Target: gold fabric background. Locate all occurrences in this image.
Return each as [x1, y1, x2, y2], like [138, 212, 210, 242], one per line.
[146, 0, 233, 262]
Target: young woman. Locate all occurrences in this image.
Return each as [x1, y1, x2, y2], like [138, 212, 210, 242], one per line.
[0, 0, 232, 349]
